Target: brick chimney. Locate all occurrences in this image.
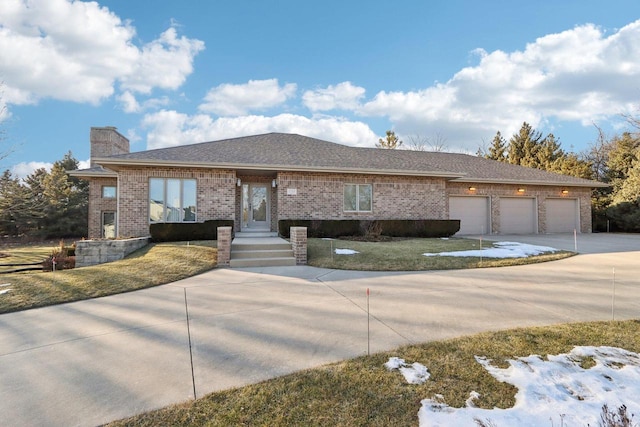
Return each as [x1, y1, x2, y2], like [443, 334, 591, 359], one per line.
[90, 126, 130, 167]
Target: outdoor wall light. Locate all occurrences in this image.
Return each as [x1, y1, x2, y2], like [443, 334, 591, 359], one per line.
[517, 188, 526, 193]
[237, 178, 242, 187]
[562, 189, 569, 194]
[272, 179, 278, 188]
[468, 186, 477, 191]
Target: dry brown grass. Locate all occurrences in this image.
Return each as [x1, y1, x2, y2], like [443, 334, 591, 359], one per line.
[0, 241, 217, 314]
[108, 320, 640, 427]
[308, 237, 574, 271]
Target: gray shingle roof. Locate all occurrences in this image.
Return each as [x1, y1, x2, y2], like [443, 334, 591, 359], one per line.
[91, 132, 603, 187]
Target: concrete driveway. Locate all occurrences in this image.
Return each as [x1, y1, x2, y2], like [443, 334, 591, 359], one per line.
[1, 234, 639, 426]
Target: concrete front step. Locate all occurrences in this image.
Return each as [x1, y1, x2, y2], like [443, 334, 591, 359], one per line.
[232, 242, 292, 252]
[235, 231, 278, 238]
[231, 249, 294, 259]
[230, 257, 296, 268]
[230, 235, 295, 267]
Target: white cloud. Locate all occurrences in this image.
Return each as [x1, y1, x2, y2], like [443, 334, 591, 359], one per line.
[10, 161, 52, 178]
[199, 79, 297, 116]
[359, 20, 640, 151]
[117, 91, 170, 113]
[9, 158, 90, 179]
[302, 81, 366, 111]
[141, 110, 377, 149]
[0, 0, 203, 107]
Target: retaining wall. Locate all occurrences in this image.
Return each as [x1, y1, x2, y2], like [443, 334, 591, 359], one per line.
[75, 237, 150, 267]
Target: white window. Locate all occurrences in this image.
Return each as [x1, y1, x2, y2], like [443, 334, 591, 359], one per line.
[149, 178, 197, 222]
[344, 184, 372, 212]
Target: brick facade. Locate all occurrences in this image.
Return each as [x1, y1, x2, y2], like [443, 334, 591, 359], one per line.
[90, 127, 129, 167]
[117, 167, 236, 238]
[447, 182, 592, 234]
[276, 172, 447, 224]
[88, 177, 118, 238]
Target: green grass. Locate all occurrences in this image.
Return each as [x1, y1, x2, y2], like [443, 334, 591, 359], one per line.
[108, 320, 640, 427]
[0, 241, 217, 314]
[308, 237, 574, 270]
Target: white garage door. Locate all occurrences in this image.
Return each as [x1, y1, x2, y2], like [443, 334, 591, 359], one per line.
[449, 196, 490, 235]
[500, 197, 536, 234]
[546, 198, 578, 233]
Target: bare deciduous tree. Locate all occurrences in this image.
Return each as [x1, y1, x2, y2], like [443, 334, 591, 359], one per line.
[407, 132, 448, 152]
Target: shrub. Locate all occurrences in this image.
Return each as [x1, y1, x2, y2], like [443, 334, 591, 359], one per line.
[278, 219, 460, 238]
[150, 220, 234, 242]
[606, 200, 640, 232]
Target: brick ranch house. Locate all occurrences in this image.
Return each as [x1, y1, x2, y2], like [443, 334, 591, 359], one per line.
[71, 127, 606, 239]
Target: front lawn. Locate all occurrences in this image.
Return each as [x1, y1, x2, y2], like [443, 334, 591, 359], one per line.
[108, 320, 640, 426]
[0, 241, 217, 314]
[308, 237, 573, 270]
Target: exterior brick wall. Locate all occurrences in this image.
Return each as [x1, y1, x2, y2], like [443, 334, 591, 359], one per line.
[290, 226, 307, 265]
[276, 172, 447, 224]
[447, 182, 593, 233]
[216, 226, 232, 266]
[117, 167, 236, 238]
[90, 127, 129, 167]
[87, 177, 117, 238]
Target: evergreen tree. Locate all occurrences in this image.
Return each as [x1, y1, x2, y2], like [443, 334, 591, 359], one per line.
[0, 170, 29, 236]
[537, 133, 565, 170]
[485, 131, 507, 162]
[376, 130, 403, 149]
[41, 152, 88, 238]
[508, 122, 544, 166]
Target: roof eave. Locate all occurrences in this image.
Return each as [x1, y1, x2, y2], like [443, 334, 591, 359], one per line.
[93, 158, 465, 179]
[451, 177, 609, 188]
[68, 170, 118, 178]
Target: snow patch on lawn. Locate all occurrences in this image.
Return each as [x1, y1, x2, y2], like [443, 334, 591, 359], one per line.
[385, 357, 430, 384]
[417, 346, 640, 426]
[423, 241, 558, 258]
[335, 249, 359, 255]
[0, 289, 11, 295]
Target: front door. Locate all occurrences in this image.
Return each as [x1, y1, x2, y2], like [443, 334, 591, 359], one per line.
[242, 184, 269, 230]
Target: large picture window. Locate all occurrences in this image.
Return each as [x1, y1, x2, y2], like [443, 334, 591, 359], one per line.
[149, 178, 197, 222]
[344, 184, 372, 212]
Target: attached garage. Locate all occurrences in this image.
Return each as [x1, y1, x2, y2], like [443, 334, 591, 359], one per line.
[449, 196, 490, 235]
[546, 198, 579, 233]
[500, 197, 536, 234]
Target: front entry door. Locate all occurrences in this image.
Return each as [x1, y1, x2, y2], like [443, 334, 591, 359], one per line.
[242, 184, 269, 229]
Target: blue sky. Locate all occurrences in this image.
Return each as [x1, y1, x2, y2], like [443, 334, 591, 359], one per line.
[1, 0, 640, 176]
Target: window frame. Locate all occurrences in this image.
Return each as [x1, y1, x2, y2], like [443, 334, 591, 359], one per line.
[102, 185, 117, 199]
[149, 178, 197, 223]
[343, 183, 373, 212]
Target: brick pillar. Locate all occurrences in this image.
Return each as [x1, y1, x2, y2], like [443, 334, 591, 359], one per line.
[217, 226, 232, 267]
[290, 227, 307, 265]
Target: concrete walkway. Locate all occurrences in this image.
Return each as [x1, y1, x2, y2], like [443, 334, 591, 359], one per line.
[1, 234, 639, 426]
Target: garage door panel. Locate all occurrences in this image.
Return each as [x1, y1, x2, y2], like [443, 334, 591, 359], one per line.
[449, 196, 490, 235]
[500, 198, 536, 234]
[546, 199, 578, 233]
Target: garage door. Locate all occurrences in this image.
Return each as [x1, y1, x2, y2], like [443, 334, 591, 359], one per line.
[449, 196, 490, 235]
[546, 198, 578, 233]
[500, 197, 536, 234]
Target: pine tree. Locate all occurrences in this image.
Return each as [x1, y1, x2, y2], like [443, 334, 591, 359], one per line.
[486, 131, 507, 161]
[508, 122, 544, 166]
[376, 130, 403, 149]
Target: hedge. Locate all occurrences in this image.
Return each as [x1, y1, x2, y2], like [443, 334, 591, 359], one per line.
[278, 219, 460, 238]
[150, 220, 234, 242]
